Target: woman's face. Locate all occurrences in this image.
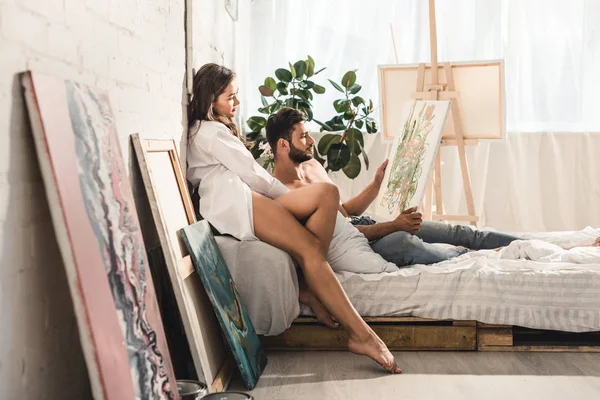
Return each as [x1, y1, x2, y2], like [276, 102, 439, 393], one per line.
[213, 79, 240, 118]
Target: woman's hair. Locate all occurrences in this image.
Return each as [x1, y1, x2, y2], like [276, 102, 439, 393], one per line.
[188, 63, 241, 140]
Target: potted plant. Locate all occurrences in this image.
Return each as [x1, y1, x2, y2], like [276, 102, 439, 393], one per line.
[315, 70, 378, 178]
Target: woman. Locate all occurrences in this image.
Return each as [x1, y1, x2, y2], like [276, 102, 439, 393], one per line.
[187, 63, 400, 374]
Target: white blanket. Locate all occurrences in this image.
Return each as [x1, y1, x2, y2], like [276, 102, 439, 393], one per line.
[218, 227, 600, 335]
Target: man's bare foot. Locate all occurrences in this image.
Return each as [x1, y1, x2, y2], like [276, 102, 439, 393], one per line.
[348, 332, 402, 374]
[298, 288, 339, 328]
[564, 237, 600, 250]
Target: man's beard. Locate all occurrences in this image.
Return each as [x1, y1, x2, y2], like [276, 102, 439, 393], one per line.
[289, 142, 313, 164]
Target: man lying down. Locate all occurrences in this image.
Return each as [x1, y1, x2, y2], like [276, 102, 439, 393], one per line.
[263, 107, 600, 327]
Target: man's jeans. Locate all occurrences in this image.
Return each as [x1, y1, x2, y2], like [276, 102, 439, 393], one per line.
[351, 217, 520, 267]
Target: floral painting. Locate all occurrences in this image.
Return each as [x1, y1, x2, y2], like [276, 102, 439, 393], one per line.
[373, 100, 450, 221]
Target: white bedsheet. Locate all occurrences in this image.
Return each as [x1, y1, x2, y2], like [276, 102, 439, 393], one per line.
[301, 226, 600, 333]
[216, 227, 600, 335]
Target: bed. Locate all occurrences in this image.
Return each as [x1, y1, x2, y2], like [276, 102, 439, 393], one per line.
[216, 226, 600, 352]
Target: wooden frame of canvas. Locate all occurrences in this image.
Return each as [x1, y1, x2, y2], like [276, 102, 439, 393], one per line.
[132, 135, 234, 392]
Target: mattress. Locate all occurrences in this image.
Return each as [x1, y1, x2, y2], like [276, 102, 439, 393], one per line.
[217, 227, 600, 335]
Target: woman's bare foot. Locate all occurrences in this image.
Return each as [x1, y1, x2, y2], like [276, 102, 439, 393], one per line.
[298, 288, 339, 328]
[348, 331, 402, 374]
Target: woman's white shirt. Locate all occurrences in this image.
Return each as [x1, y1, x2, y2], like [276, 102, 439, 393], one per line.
[187, 120, 288, 240]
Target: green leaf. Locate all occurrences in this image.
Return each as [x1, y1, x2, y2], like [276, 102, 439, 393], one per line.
[352, 96, 365, 107]
[285, 98, 297, 108]
[289, 62, 296, 78]
[247, 116, 267, 132]
[313, 84, 326, 94]
[371, 120, 378, 132]
[346, 128, 364, 155]
[355, 119, 364, 129]
[306, 55, 315, 77]
[259, 85, 274, 97]
[328, 79, 345, 93]
[332, 116, 344, 125]
[327, 142, 351, 171]
[349, 84, 362, 94]
[314, 119, 333, 131]
[304, 106, 314, 121]
[334, 99, 351, 114]
[245, 131, 260, 141]
[261, 95, 268, 106]
[317, 134, 342, 155]
[293, 60, 307, 78]
[297, 89, 313, 102]
[341, 71, 357, 88]
[275, 68, 293, 83]
[343, 109, 356, 120]
[369, 99, 374, 112]
[303, 80, 315, 89]
[314, 67, 326, 75]
[343, 153, 361, 179]
[271, 101, 282, 113]
[276, 82, 288, 95]
[366, 120, 376, 133]
[258, 105, 270, 114]
[313, 148, 326, 165]
[249, 138, 265, 159]
[264, 77, 277, 90]
[358, 140, 370, 169]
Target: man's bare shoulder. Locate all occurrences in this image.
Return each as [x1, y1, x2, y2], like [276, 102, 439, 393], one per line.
[285, 180, 309, 190]
[302, 158, 324, 170]
[301, 159, 330, 183]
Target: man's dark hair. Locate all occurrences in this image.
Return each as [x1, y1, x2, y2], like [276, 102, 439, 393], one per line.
[265, 107, 307, 158]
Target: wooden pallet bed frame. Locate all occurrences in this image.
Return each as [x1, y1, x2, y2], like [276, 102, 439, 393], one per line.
[260, 317, 600, 353]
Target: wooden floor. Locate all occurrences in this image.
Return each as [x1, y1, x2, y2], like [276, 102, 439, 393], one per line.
[229, 351, 600, 399]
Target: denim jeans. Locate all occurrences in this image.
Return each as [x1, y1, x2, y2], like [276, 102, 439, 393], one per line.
[351, 217, 520, 267]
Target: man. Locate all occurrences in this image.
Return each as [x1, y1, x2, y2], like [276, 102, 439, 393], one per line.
[266, 107, 520, 267]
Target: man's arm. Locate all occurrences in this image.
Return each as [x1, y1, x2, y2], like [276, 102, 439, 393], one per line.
[355, 207, 423, 241]
[342, 160, 388, 216]
[342, 181, 381, 216]
[302, 159, 389, 217]
[355, 221, 401, 241]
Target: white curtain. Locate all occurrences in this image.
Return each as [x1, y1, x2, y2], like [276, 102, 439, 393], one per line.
[246, 0, 600, 231]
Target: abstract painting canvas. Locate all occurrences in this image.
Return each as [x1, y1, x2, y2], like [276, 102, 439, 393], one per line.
[180, 220, 267, 390]
[21, 71, 178, 400]
[372, 100, 450, 222]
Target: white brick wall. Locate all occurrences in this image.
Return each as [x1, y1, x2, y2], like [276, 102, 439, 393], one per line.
[0, 0, 211, 397]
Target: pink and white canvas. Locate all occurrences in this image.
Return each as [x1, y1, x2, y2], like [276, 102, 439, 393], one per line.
[22, 71, 179, 400]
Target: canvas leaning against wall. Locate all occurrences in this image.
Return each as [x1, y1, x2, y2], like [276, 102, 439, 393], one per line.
[21, 71, 179, 400]
[372, 100, 450, 222]
[181, 220, 267, 391]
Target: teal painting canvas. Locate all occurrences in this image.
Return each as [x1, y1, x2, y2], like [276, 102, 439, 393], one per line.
[180, 220, 267, 390]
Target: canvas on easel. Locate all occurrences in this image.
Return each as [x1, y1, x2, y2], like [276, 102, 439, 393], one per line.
[21, 71, 178, 400]
[132, 135, 234, 393]
[378, 60, 506, 142]
[381, 0, 506, 226]
[373, 100, 450, 222]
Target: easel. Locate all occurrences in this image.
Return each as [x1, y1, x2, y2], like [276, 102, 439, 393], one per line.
[390, 0, 479, 226]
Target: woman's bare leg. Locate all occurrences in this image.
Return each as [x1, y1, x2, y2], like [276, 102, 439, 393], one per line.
[297, 271, 339, 328]
[273, 183, 339, 256]
[252, 188, 401, 373]
[277, 183, 341, 327]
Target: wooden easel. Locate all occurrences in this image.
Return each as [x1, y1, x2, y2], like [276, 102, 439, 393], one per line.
[390, 0, 478, 226]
